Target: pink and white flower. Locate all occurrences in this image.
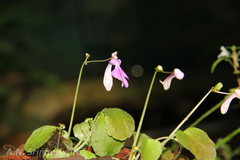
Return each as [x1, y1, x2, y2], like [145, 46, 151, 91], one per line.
[160, 68, 184, 90]
[103, 52, 129, 91]
[220, 89, 240, 114]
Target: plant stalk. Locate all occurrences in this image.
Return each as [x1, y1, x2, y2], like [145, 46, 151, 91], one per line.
[73, 129, 93, 152]
[66, 55, 112, 139]
[215, 127, 240, 149]
[189, 98, 226, 127]
[231, 45, 240, 87]
[66, 56, 89, 139]
[129, 70, 158, 160]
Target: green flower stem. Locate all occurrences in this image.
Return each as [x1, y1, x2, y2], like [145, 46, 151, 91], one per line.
[161, 88, 212, 146]
[66, 54, 111, 140]
[66, 55, 90, 139]
[73, 137, 85, 151]
[189, 99, 226, 127]
[215, 127, 240, 149]
[73, 129, 93, 153]
[86, 58, 111, 64]
[129, 70, 158, 160]
[155, 136, 169, 141]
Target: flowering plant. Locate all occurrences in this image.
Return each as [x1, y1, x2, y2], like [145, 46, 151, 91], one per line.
[21, 47, 240, 160]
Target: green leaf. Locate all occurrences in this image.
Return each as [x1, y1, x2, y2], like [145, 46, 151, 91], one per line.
[24, 125, 58, 152]
[79, 149, 97, 160]
[73, 122, 90, 140]
[90, 112, 124, 157]
[140, 134, 162, 160]
[176, 127, 216, 160]
[211, 56, 230, 73]
[103, 108, 135, 141]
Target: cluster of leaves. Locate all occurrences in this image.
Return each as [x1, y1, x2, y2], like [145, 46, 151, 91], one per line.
[23, 117, 216, 160]
[24, 108, 135, 159]
[130, 127, 216, 160]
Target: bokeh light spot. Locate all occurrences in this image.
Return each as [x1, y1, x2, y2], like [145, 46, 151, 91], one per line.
[131, 65, 144, 77]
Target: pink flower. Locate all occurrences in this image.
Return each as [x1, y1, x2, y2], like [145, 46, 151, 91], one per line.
[220, 89, 240, 114]
[103, 52, 129, 91]
[160, 68, 184, 90]
[217, 46, 229, 59]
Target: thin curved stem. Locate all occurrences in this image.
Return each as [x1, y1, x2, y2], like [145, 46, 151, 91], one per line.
[66, 56, 89, 139]
[73, 112, 100, 152]
[86, 57, 111, 64]
[155, 136, 170, 141]
[189, 98, 226, 127]
[215, 127, 240, 149]
[129, 70, 158, 160]
[161, 71, 173, 74]
[66, 54, 112, 140]
[73, 130, 93, 152]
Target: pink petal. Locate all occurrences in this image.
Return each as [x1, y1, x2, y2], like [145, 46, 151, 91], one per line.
[160, 68, 184, 90]
[160, 73, 175, 90]
[112, 66, 129, 88]
[109, 58, 121, 66]
[106, 58, 129, 89]
[174, 68, 184, 80]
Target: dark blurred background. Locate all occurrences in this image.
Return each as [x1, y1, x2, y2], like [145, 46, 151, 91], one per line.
[1, 0, 240, 158]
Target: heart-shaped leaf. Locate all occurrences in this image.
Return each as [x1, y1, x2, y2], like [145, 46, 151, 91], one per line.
[90, 112, 124, 156]
[24, 125, 57, 152]
[176, 127, 216, 160]
[140, 134, 162, 160]
[103, 108, 135, 141]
